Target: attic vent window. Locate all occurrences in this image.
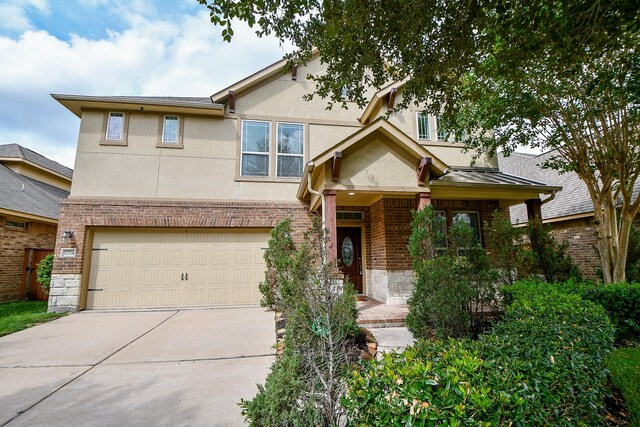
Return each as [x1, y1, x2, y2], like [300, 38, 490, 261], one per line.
[6, 220, 27, 230]
[336, 211, 363, 221]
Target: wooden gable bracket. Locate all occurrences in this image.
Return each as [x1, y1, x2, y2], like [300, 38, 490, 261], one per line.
[291, 64, 298, 80]
[228, 90, 236, 113]
[416, 157, 431, 186]
[387, 87, 398, 112]
[331, 151, 343, 182]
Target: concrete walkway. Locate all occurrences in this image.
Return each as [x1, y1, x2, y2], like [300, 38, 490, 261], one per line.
[369, 327, 415, 354]
[0, 308, 275, 426]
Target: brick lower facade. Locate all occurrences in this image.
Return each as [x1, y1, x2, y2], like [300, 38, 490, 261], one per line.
[49, 197, 315, 312]
[547, 216, 600, 280]
[50, 196, 507, 311]
[0, 216, 57, 302]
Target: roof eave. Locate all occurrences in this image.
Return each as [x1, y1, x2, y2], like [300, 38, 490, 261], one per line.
[51, 94, 225, 118]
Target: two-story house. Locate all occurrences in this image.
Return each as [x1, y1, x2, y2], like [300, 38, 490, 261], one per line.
[49, 55, 559, 312]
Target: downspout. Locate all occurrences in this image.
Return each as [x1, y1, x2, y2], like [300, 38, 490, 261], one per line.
[306, 165, 327, 261]
[541, 190, 557, 206]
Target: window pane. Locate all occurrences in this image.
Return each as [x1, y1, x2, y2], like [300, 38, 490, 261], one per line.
[436, 116, 449, 141]
[162, 116, 179, 143]
[435, 211, 447, 248]
[277, 156, 303, 178]
[242, 154, 269, 176]
[242, 121, 270, 152]
[277, 123, 303, 154]
[453, 212, 481, 242]
[106, 113, 124, 140]
[417, 112, 430, 140]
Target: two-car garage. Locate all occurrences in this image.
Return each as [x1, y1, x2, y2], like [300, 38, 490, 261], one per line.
[84, 229, 270, 310]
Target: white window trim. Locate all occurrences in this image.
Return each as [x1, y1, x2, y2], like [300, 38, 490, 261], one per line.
[275, 122, 304, 179]
[416, 111, 431, 141]
[241, 119, 271, 177]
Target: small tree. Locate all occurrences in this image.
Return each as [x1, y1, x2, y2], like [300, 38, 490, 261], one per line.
[528, 220, 582, 283]
[258, 218, 296, 310]
[36, 254, 54, 294]
[241, 218, 359, 426]
[407, 206, 498, 339]
[484, 210, 528, 286]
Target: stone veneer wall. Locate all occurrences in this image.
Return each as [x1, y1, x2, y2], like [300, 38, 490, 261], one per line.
[49, 197, 314, 312]
[366, 198, 416, 304]
[0, 216, 57, 302]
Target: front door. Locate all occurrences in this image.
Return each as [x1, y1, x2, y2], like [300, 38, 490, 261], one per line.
[337, 227, 363, 294]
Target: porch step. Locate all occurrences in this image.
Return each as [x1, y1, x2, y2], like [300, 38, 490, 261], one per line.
[356, 299, 408, 329]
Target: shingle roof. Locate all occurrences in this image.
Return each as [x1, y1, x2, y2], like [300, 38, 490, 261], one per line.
[0, 164, 70, 220]
[499, 151, 595, 223]
[0, 144, 73, 179]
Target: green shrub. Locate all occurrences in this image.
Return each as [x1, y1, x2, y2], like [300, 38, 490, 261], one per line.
[527, 220, 582, 283]
[578, 283, 640, 343]
[407, 207, 498, 339]
[241, 219, 359, 426]
[345, 292, 615, 426]
[502, 280, 640, 343]
[484, 210, 530, 285]
[258, 218, 296, 310]
[36, 254, 54, 293]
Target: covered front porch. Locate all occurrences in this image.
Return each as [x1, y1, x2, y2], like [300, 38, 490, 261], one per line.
[298, 118, 560, 305]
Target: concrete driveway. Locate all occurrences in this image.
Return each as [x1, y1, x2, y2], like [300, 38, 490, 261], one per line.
[0, 308, 275, 426]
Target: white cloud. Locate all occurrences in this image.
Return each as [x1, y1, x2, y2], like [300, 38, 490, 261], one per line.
[0, 9, 289, 168]
[0, 0, 49, 32]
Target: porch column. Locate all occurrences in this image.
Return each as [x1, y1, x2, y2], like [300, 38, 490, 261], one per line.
[323, 189, 338, 261]
[525, 198, 542, 221]
[417, 192, 432, 209]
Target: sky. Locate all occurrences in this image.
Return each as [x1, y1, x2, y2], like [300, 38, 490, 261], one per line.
[0, 0, 289, 168]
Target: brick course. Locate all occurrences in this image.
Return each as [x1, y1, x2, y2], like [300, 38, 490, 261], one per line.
[53, 197, 315, 276]
[0, 216, 57, 302]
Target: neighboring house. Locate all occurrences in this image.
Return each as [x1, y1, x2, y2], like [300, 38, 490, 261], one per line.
[0, 144, 72, 301]
[499, 151, 639, 280]
[49, 55, 559, 313]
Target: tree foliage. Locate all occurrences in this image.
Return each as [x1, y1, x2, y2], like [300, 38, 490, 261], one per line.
[36, 254, 54, 293]
[199, 0, 640, 283]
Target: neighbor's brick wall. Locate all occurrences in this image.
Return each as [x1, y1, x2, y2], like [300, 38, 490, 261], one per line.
[0, 216, 57, 302]
[53, 197, 315, 275]
[548, 217, 599, 280]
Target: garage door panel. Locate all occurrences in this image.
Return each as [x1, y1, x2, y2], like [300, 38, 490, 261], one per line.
[86, 230, 268, 310]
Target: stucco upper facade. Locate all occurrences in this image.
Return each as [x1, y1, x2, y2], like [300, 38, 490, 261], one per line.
[48, 55, 559, 313]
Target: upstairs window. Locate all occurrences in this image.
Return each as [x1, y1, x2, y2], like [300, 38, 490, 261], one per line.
[241, 120, 270, 177]
[162, 116, 179, 144]
[106, 112, 125, 141]
[276, 123, 304, 178]
[436, 116, 449, 141]
[416, 112, 431, 140]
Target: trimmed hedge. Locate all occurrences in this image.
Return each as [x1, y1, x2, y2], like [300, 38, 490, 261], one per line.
[344, 291, 615, 426]
[502, 280, 640, 343]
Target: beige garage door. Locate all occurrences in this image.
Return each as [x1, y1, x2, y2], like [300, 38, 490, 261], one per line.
[86, 229, 269, 310]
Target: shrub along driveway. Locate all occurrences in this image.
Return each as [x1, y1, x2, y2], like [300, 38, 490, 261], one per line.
[0, 308, 275, 426]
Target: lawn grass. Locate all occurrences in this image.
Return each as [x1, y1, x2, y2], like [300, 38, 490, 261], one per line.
[608, 346, 640, 427]
[0, 300, 66, 337]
